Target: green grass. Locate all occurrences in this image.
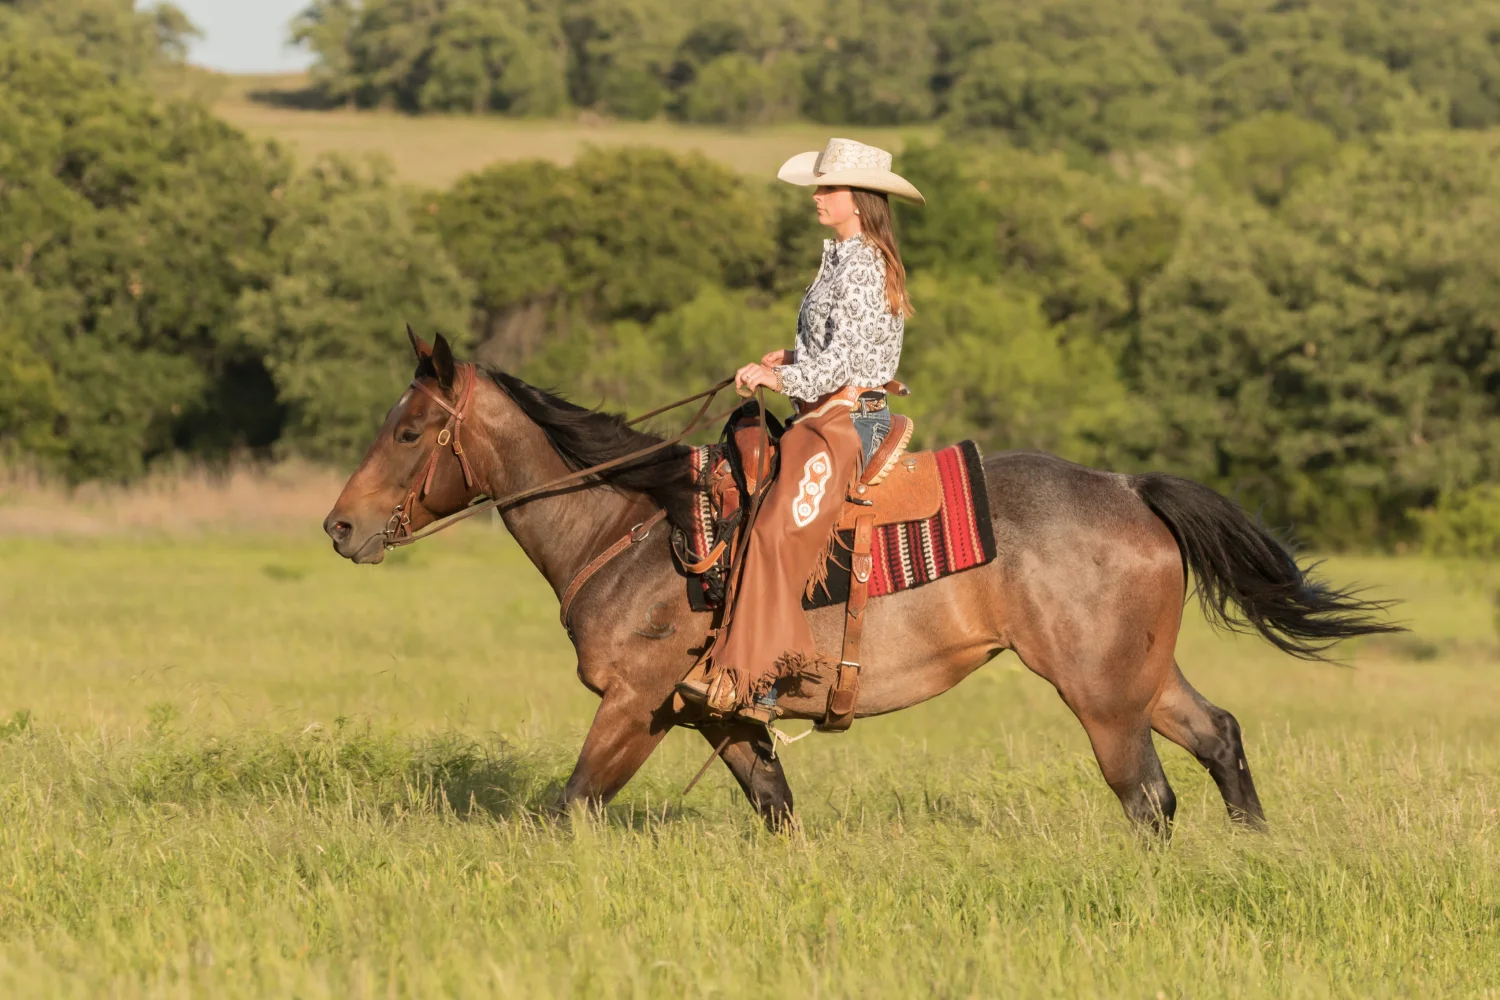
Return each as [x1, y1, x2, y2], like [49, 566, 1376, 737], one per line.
[0, 527, 1497, 997]
[212, 74, 937, 188]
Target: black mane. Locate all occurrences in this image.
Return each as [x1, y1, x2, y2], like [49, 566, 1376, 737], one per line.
[485, 369, 699, 529]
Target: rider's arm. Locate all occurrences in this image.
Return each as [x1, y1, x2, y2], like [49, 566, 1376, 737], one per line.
[774, 335, 850, 401]
[774, 247, 890, 400]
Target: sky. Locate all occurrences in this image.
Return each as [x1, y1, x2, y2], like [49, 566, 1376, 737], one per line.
[176, 0, 315, 74]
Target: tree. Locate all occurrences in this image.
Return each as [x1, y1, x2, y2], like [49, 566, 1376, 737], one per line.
[0, 31, 286, 478]
[234, 156, 473, 461]
[436, 146, 776, 370]
[899, 274, 1149, 465]
[1195, 112, 1340, 208]
[1134, 131, 1500, 545]
[0, 0, 199, 81]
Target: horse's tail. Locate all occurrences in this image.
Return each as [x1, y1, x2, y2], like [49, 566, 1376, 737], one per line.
[1131, 472, 1403, 659]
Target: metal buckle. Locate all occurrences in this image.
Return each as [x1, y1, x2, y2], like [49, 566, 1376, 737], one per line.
[436, 428, 452, 447]
[630, 521, 652, 543]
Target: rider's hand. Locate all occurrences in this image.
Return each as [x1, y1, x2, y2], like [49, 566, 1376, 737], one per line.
[735, 362, 783, 396]
[760, 349, 793, 367]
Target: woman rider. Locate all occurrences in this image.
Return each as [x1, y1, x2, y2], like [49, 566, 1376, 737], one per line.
[678, 137, 924, 726]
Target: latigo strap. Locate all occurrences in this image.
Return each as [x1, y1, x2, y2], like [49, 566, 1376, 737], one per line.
[820, 511, 874, 732]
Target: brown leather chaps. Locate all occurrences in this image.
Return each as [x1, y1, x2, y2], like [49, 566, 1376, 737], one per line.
[708, 400, 862, 707]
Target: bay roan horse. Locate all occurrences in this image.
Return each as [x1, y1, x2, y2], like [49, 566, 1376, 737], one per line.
[324, 332, 1400, 835]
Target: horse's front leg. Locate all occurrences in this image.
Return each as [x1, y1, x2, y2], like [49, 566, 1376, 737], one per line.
[557, 688, 672, 814]
[696, 722, 796, 832]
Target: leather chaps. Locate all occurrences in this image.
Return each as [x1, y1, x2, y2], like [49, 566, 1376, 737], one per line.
[707, 399, 863, 707]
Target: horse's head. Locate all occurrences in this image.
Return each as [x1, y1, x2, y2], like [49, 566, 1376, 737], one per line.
[323, 327, 483, 564]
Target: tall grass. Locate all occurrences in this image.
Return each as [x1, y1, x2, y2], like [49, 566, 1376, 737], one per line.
[0, 528, 1496, 997]
[0, 460, 344, 539]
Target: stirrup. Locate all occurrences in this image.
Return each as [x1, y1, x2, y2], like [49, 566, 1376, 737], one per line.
[674, 679, 781, 727]
[732, 701, 781, 726]
[675, 678, 712, 708]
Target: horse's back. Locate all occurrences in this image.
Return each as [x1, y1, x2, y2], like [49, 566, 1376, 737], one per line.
[981, 449, 1151, 538]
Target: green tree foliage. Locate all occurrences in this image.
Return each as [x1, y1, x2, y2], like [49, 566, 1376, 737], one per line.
[234, 157, 473, 460]
[1, 7, 471, 474]
[522, 287, 799, 417]
[290, 0, 568, 114]
[898, 275, 1149, 466]
[1417, 485, 1500, 559]
[896, 141, 1174, 331]
[0, 30, 285, 478]
[1195, 112, 1340, 208]
[435, 147, 775, 367]
[0, 0, 198, 81]
[294, 0, 1500, 150]
[1135, 131, 1500, 545]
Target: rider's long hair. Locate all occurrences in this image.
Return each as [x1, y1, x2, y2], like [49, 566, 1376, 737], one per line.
[852, 188, 913, 318]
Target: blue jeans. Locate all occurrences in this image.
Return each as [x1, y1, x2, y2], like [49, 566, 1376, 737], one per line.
[852, 407, 891, 466]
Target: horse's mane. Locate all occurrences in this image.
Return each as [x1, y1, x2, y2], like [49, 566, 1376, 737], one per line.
[484, 368, 699, 530]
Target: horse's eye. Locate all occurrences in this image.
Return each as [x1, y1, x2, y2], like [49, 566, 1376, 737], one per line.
[398, 427, 421, 444]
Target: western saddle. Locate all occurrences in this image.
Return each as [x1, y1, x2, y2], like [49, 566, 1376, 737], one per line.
[673, 384, 940, 733]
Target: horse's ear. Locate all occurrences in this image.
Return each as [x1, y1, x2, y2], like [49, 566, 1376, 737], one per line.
[407, 323, 432, 360]
[431, 332, 456, 390]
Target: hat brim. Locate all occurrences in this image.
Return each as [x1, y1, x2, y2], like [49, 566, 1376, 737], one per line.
[777, 151, 926, 205]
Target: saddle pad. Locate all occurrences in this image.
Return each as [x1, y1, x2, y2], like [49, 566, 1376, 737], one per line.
[678, 440, 996, 612]
[802, 440, 996, 610]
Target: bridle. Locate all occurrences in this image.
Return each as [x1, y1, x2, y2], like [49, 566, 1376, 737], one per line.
[379, 363, 745, 550]
[383, 363, 479, 545]
[375, 362, 774, 635]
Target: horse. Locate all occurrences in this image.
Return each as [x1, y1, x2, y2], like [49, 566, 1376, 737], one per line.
[323, 331, 1400, 835]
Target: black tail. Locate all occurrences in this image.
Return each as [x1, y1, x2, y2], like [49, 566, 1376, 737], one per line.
[1132, 473, 1403, 659]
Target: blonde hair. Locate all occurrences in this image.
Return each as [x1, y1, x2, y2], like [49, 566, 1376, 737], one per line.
[852, 188, 913, 318]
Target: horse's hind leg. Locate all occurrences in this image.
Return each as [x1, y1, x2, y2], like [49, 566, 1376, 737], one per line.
[696, 723, 795, 832]
[1021, 637, 1178, 835]
[1074, 711, 1177, 836]
[1151, 665, 1266, 828]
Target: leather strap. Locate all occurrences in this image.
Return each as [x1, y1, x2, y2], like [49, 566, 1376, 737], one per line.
[794, 380, 908, 416]
[385, 375, 740, 549]
[558, 509, 668, 630]
[386, 365, 479, 543]
[821, 512, 875, 732]
[678, 537, 728, 575]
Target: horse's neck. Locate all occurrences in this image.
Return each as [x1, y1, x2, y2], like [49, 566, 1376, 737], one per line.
[472, 393, 656, 599]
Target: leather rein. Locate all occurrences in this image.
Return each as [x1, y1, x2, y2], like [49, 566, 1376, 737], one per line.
[380, 363, 750, 625]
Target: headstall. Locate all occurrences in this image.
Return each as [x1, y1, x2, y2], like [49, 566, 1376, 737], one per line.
[384, 363, 478, 544]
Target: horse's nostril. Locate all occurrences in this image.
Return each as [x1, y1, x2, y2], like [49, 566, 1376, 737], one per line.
[328, 519, 353, 543]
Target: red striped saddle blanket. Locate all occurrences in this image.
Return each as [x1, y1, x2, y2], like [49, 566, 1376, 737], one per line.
[674, 438, 997, 613]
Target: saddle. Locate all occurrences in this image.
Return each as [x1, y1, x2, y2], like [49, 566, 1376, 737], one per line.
[673, 394, 942, 733]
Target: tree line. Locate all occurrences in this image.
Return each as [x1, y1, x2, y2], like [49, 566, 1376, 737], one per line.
[290, 0, 1500, 147]
[5, 0, 1500, 549]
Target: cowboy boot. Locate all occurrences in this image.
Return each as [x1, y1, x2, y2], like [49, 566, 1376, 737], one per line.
[676, 669, 780, 725]
[674, 677, 712, 707]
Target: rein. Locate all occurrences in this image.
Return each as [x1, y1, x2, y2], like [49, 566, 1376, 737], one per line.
[383, 364, 743, 549]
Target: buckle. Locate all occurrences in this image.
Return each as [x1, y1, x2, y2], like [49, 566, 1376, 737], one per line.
[630, 521, 652, 542]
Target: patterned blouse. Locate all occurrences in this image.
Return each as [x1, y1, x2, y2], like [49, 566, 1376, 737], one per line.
[775, 233, 904, 403]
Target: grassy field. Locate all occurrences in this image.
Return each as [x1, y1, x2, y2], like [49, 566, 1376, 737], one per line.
[211, 74, 937, 187]
[0, 507, 1496, 997]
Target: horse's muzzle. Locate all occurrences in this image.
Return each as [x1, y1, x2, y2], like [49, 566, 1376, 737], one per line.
[324, 512, 387, 564]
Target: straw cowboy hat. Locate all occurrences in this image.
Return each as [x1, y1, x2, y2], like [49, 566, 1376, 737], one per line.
[776, 137, 926, 205]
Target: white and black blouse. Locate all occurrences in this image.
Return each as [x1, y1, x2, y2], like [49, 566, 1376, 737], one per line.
[775, 233, 903, 403]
